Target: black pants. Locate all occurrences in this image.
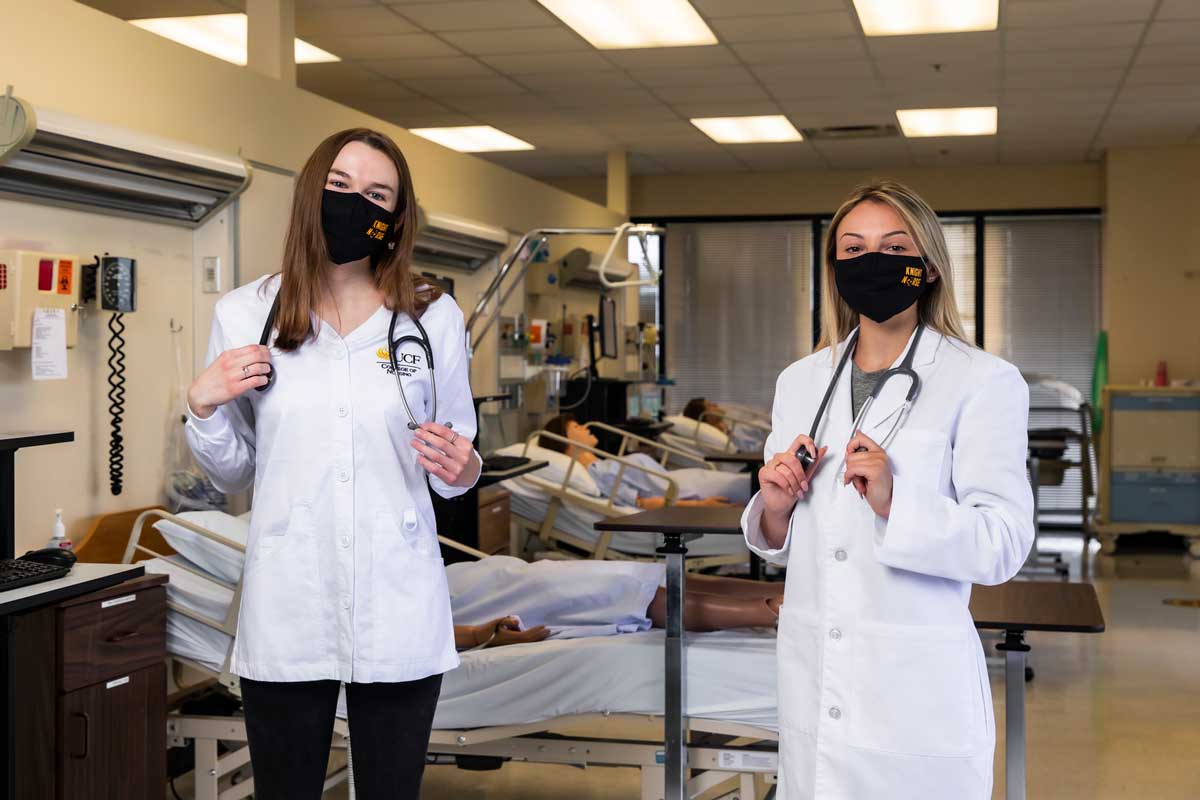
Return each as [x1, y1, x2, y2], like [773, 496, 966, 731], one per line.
[241, 674, 443, 800]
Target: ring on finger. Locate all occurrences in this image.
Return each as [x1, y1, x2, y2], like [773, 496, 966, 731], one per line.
[450, 432, 459, 445]
[242, 365, 248, 378]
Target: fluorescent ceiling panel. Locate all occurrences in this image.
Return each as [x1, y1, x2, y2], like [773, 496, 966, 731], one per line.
[409, 126, 535, 152]
[131, 14, 339, 66]
[691, 115, 804, 143]
[537, 0, 717, 49]
[852, 0, 998, 36]
[895, 106, 997, 137]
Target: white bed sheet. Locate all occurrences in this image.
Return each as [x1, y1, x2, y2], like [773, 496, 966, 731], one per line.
[503, 478, 749, 559]
[148, 555, 778, 732]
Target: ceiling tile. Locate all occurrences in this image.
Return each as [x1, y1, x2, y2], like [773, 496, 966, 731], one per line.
[1006, 23, 1144, 51]
[1135, 45, 1200, 65]
[693, 0, 845, 16]
[314, 33, 459, 60]
[616, 133, 721, 154]
[477, 152, 593, 178]
[546, 88, 669, 109]
[500, 125, 616, 152]
[298, 0, 377, 7]
[1116, 83, 1200, 102]
[709, 12, 857, 42]
[296, 5, 418, 37]
[867, 31, 999, 59]
[653, 151, 749, 174]
[670, 101, 784, 119]
[1095, 126, 1196, 147]
[479, 51, 614, 74]
[723, 141, 824, 171]
[602, 46, 739, 70]
[999, 146, 1089, 164]
[78, 0, 237, 16]
[388, 1, 558, 32]
[362, 56, 498, 80]
[890, 89, 1002, 109]
[445, 94, 558, 113]
[1004, 68, 1125, 90]
[1005, 48, 1135, 71]
[630, 65, 758, 88]
[1124, 63, 1200, 85]
[1143, 19, 1200, 45]
[352, 96, 455, 116]
[652, 84, 772, 105]
[629, 154, 669, 176]
[403, 75, 528, 96]
[518, 71, 639, 92]
[766, 75, 884, 99]
[593, 119, 700, 141]
[1001, 88, 1117, 110]
[912, 148, 998, 167]
[1005, 0, 1156, 27]
[814, 139, 913, 168]
[1158, 0, 1200, 19]
[440, 27, 589, 54]
[731, 38, 867, 64]
[751, 59, 876, 85]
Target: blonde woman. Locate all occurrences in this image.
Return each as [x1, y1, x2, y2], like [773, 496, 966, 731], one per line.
[743, 181, 1033, 799]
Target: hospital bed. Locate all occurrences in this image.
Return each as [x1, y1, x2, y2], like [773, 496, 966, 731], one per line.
[98, 508, 778, 800]
[499, 422, 751, 571]
[660, 411, 770, 464]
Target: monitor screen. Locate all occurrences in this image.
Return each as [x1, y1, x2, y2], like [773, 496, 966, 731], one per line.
[598, 295, 618, 359]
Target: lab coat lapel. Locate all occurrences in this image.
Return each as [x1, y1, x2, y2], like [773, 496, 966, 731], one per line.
[859, 326, 942, 441]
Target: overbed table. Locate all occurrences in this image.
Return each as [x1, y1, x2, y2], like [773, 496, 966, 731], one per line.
[596, 506, 1106, 800]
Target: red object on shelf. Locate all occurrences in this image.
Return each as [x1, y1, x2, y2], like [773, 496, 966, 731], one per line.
[1155, 361, 1168, 387]
[37, 259, 53, 291]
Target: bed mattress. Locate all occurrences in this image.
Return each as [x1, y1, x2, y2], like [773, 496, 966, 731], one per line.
[503, 478, 750, 559]
[145, 557, 778, 731]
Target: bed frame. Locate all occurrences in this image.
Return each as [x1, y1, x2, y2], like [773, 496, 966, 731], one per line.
[104, 507, 777, 800]
[508, 422, 750, 572]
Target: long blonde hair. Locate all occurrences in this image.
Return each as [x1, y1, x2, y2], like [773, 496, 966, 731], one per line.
[817, 180, 969, 352]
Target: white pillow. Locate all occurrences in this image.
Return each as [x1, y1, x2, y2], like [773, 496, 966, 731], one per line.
[495, 442, 601, 496]
[664, 414, 731, 449]
[154, 510, 249, 584]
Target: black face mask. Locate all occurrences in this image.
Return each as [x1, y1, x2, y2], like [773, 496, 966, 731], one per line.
[833, 251, 929, 323]
[321, 189, 395, 265]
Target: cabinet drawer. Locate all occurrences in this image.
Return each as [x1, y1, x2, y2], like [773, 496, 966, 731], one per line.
[478, 497, 511, 555]
[59, 586, 166, 693]
[1110, 471, 1200, 524]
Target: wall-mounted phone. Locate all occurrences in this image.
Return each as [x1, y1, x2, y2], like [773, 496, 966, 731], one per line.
[0, 250, 81, 350]
[82, 255, 137, 496]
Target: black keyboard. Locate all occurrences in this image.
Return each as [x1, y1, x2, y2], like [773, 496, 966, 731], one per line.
[483, 455, 530, 473]
[0, 558, 71, 592]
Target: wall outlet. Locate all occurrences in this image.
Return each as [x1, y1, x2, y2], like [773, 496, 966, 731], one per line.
[202, 256, 221, 293]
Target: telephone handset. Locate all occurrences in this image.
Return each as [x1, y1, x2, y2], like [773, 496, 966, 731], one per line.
[83, 255, 137, 495]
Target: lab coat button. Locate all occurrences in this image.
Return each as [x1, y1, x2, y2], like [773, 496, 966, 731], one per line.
[829, 706, 842, 720]
[337, 405, 349, 418]
[337, 469, 350, 483]
[339, 535, 351, 548]
[340, 596, 351, 610]
[829, 628, 842, 641]
[333, 348, 346, 360]
[834, 548, 848, 562]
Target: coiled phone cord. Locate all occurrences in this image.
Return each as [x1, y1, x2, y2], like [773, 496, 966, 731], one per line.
[106, 312, 127, 495]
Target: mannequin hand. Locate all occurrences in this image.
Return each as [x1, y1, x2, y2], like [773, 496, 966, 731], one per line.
[411, 422, 478, 486]
[187, 345, 272, 419]
[843, 432, 893, 518]
[477, 616, 550, 648]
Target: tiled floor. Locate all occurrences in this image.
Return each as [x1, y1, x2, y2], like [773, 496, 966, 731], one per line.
[174, 536, 1200, 799]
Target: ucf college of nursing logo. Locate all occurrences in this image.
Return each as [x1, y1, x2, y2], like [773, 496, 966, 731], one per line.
[377, 346, 423, 378]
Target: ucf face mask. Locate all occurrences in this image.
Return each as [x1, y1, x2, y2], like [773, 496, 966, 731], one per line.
[833, 251, 930, 323]
[321, 189, 394, 265]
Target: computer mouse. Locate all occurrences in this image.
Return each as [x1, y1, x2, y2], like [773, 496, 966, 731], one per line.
[21, 547, 77, 569]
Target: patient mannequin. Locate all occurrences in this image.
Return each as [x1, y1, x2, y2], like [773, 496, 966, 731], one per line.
[448, 556, 781, 641]
[683, 397, 764, 452]
[539, 413, 750, 510]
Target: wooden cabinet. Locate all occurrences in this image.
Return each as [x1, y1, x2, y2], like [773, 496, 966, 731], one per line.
[11, 574, 167, 799]
[477, 486, 512, 555]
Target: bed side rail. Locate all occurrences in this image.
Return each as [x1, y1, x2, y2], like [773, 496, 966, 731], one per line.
[583, 421, 715, 470]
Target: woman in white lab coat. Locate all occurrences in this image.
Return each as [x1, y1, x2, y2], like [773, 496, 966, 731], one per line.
[185, 129, 480, 799]
[744, 180, 1034, 799]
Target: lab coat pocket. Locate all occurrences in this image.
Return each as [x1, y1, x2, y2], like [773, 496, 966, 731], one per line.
[372, 510, 453, 667]
[849, 621, 982, 757]
[776, 607, 823, 736]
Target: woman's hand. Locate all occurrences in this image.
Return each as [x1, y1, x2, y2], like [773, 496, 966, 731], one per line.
[187, 345, 272, 419]
[411, 422, 479, 486]
[843, 432, 893, 518]
[758, 434, 827, 547]
[475, 616, 550, 648]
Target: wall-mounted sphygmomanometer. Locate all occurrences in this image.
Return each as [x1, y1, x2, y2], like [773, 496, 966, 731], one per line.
[82, 255, 136, 496]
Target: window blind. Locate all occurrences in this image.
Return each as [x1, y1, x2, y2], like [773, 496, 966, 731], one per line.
[665, 222, 813, 413]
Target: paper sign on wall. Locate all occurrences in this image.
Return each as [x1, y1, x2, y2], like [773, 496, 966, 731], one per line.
[31, 307, 67, 380]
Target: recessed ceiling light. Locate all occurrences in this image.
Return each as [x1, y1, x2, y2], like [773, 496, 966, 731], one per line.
[131, 14, 339, 66]
[409, 126, 535, 153]
[537, 0, 717, 49]
[895, 107, 997, 137]
[852, 0, 998, 36]
[690, 115, 804, 144]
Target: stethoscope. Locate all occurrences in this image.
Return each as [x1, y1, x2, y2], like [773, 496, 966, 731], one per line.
[796, 323, 924, 471]
[256, 294, 446, 432]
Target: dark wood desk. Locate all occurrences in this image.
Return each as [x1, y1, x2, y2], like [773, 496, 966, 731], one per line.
[970, 580, 1104, 800]
[596, 505, 745, 800]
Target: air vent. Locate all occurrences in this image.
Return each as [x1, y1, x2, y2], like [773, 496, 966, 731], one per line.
[801, 124, 899, 140]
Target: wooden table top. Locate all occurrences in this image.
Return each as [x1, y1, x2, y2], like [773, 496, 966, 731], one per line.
[970, 580, 1105, 633]
[705, 451, 765, 464]
[594, 504, 746, 535]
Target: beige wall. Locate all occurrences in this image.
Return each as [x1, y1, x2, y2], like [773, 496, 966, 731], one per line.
[548, 162, 1104, 217]
[0, 0, 623, 554]
[1102, 145, 1200, 385]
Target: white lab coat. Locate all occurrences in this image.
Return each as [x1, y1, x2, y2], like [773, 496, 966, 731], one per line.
[186, 275, 478, 684]
[742, 327, 1033, 800]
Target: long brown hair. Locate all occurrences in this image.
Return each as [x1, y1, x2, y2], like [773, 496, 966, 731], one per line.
[818, 180, 969, 354]
[270, 128, 438, 351]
